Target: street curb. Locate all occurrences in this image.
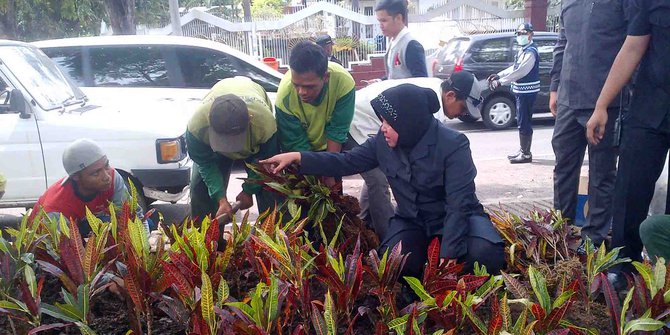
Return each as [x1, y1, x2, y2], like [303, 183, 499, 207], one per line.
[483, 198, 553, 217]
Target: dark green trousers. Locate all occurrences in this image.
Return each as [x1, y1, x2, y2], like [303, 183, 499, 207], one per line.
[190, 162, 280, 221]
[639, 214, 670, 262]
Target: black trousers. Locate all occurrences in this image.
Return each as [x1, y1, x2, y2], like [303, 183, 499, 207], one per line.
[516, 93, 537, 136]
[551, 105, 618, 245]
[379, 216, 505, 279]
[611, 121, 670, 266]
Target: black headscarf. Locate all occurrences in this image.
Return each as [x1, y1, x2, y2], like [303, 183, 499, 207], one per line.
[370, 84, 441, 148]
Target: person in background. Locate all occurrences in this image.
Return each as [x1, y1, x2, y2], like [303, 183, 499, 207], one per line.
[639, 215, 670, 263]
[315, 34, 342, 65]
[584, 0, 670, 288]
[0, 172, 5, 200]
[186, 76, 279, 220]
[363, 0, 427, 84]
[29, 139, 146, 235]
[487, 23, 539, 164]
[552, 0, 635, 254]
[261, 82, 502, 280]
[275, 41, 356, 188]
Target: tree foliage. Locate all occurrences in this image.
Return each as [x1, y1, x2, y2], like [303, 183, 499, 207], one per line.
[0, 0, 104, 41]
[250, 0, 286, 18]
[0, 0, 175, 41]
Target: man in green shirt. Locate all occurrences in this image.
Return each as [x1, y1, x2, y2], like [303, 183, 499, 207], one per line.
[275, 41, 356, 186]
[186, 76, 279, 220]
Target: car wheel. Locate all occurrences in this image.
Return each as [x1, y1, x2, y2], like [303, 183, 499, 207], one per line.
[458, 114, 479, 123]
[482, 96, 516, 130]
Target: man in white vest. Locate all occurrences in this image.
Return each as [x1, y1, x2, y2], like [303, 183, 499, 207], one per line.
[363, 0, 427, 85]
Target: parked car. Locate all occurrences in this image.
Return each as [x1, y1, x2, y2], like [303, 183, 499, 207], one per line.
[433, 32, 558, 130]
[33, 35, 284, 115]
[0, 39, 190, 209]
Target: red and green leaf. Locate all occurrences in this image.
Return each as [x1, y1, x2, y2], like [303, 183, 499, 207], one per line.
[58, 238, 84, 287]
[599, 272, 622, 332]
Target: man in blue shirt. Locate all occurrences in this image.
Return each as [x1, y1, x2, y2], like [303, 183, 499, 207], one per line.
[488, 23, 540, 164]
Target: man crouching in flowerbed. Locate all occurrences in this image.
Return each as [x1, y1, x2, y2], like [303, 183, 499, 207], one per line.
[28, 138, 149, 236]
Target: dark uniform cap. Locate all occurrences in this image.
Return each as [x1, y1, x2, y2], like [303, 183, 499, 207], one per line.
[315, 34, 334, 46]
[208, 94, 250, 154]
[516, 22, 534, 34]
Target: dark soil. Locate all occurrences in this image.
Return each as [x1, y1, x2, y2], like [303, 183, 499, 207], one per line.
[568, 300, 614, 335]
[0, 277, 185, 335]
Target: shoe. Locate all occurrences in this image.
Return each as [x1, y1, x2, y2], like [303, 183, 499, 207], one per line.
[509, 134, 532, 164]
[509, 153, 532, 164]
[575, 238, 608, 256]
[576, 241, 587, 256]
[396, 283, 420, 310]
[507, 149, 522, 160]
[606, 272, 628, 293]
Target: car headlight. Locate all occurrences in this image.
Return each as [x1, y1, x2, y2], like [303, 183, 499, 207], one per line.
[156, 136, 187, 163]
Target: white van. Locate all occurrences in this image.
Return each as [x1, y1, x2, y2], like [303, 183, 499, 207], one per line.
[0, 40, 190, 208]
[33, 35, 283, 115]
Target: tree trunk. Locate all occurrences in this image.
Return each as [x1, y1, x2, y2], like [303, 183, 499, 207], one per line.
[0, 0, 17, 39]
[103, 0, 137, 35]
[242, 0, 252, 22]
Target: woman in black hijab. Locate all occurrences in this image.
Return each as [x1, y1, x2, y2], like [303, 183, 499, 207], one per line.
[261, 84, 504, 277]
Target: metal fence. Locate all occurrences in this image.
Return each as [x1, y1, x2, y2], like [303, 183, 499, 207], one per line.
[161, 4, 560, 69]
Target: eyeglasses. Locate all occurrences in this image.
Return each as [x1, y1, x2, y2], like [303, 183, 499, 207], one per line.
[446, 78, 483, 108]
[516, 31, 530, 36]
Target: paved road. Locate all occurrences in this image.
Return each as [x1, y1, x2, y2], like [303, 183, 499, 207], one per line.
[1, 114, 561, 227]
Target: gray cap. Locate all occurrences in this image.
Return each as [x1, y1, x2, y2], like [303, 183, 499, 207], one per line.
[208, 94, 250, 153]
[61, 139, 106, 184]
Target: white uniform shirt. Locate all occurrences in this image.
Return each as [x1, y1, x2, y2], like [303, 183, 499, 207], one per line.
[350, 78, 445, 145]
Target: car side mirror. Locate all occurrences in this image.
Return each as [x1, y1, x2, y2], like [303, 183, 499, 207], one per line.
[9, 89, 30, 119]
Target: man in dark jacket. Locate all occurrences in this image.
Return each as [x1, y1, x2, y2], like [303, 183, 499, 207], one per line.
[550, 0, 634, 251]
[585, 0, 670, 286]
[261, 82, 504, 278]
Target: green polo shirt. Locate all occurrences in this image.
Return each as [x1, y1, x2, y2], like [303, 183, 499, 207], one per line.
[275, 62, 356, 152]
[186, 77, 277, 201]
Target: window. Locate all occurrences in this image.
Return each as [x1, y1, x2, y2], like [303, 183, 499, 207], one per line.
[175, 47, 280, 92]
[512, 38, 556, 63]
[0, 77, 9, 112]
[470, 38, 510, 63]
[440, 38, 470, 63]
[89, 46, 170, 87]
[364, 6, 373, 15]
[41, 47, 86, 86]
[534, 39, 557, 63]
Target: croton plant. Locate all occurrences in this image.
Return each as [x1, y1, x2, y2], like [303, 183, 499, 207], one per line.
[0, 173, 667, 335]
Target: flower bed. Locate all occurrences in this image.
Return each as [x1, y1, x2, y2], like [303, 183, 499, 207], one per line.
[0, 177, 667, 335]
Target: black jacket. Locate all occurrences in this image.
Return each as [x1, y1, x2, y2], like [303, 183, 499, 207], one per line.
[300, 119, 501, 259]
[550, 0, 632, 109]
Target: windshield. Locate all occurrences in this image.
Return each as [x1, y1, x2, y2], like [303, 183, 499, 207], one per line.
[0, 45, 84, 111]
